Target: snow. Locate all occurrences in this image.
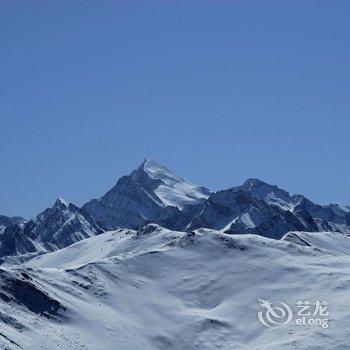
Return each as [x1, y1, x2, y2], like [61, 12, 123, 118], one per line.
[330, 203, 350, 215]
[0, 199, 103, 258]
[1, 162, 350, 349]
[241, 179, 295, 211]
[143, 159, 210, 209]
[82, 159, 211, 229]
[282, 230, 350, 254]
[240, 213, 255, 228]
[1, 226, 350, 349]
[340, 204, 350, 212]
[54, 197, 70, 208]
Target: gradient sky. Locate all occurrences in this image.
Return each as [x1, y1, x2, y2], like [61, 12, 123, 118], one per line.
[1, 0, 349, 218]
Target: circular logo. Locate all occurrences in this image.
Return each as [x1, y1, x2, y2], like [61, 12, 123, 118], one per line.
[258, 298, 293, 328]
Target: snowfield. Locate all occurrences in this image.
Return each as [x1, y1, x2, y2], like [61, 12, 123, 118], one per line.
[1, 226, 350, 349]
[142, 159, 211, 209]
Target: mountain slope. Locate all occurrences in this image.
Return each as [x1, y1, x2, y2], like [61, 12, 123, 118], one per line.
[292, 195, 350, 229]
[0, 215, 26, 236]
[186, 189, 319, 239]
[83, 159, 210, 229]
[0, 198, 103, 257]
[1, 226, 349, 349]
[234, 178, 350, 233]
[239, 178, 295, 211]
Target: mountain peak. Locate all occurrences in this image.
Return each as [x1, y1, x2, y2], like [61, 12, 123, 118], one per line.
[137, 159, 210, 209]
[141, 157, 153, 165]
[53, 197, 69, 209]
[242, 178, 267, 189]
[138, 159, 177, 181]
[241, 178, 294, 211]
[330, 203, 350, 213]
[83, 159, 211, 229]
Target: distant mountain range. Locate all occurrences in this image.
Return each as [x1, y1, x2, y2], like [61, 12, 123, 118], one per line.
[1, 159, 349, 258]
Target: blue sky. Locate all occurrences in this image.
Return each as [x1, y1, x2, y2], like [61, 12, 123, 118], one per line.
[1, 0, 349, 218]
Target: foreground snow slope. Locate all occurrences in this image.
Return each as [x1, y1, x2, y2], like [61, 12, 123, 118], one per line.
[1, 227, 350, 349]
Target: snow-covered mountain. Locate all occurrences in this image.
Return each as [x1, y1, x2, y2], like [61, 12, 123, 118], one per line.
[292, 195, 350, 230]
[0, 215, 26, 236]
[1, 225, 349, 349]
[1, 160, 349, 258]
[82, 160, 347, 239]
[237, 178, 350, 231]
[83, 159, 210, 229]
[239, 178, 295, 211]
[186, 188, 319, 239]
[0, 198, 103, 258]
[1, 160, 350, 349]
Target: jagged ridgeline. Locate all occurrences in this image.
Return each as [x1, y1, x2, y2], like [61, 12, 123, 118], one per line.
[1, 159, 349, 258]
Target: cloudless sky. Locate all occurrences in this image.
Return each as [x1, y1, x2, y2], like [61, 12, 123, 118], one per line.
[0, 0, 349, 218]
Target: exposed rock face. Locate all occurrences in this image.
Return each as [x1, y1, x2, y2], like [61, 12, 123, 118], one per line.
[82, 161, 349, 239]
[0, 215, 26, 237]
[186, 189, 319, 239]
[1, 159, 349, 257]
[83, 159, 210, 229]
[0, 198, 103, 257]
[0, 268, 64, 318]
[0, 225, 37, 256]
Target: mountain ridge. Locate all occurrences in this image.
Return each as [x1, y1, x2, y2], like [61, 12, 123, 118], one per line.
[0, 159, 349, 258]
